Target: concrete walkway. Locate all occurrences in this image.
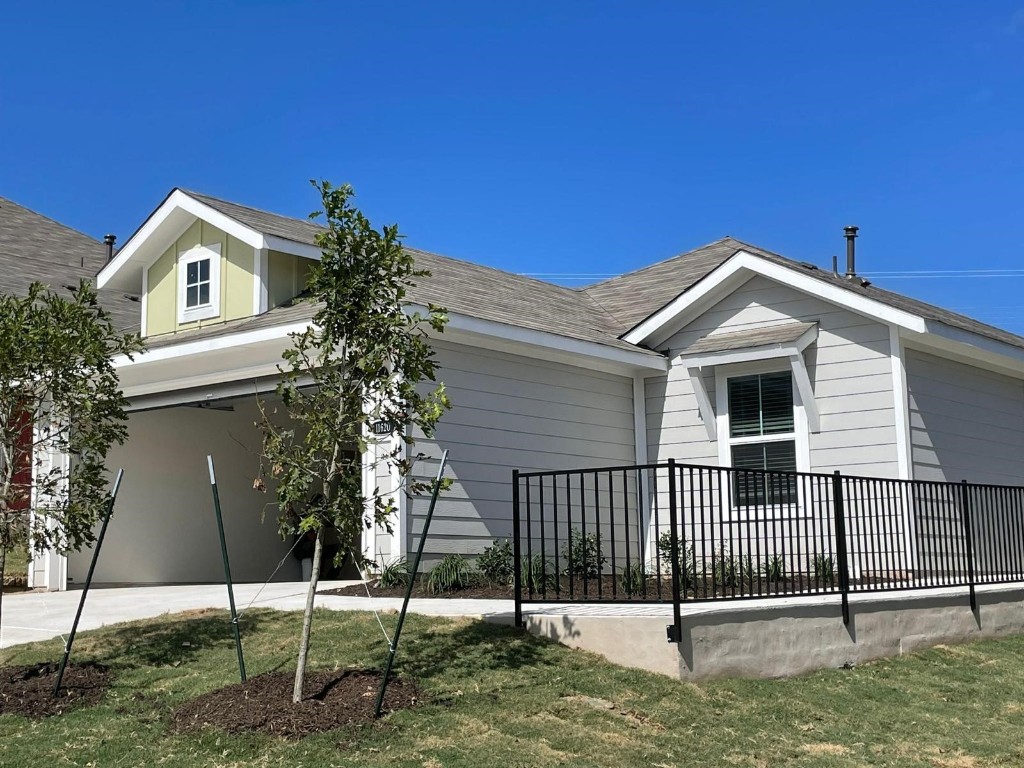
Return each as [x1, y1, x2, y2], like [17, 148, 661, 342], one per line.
[0, 582, 516, 649]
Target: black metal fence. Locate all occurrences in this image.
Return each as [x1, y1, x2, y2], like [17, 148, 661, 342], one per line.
[511, 460, 1024, 636]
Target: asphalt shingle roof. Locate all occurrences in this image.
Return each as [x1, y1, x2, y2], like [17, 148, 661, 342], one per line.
[147, 191, 647, 356]
[683, 321, 817, 356]
[582, 236, 1024, 353]
[0, 196, 140, 331]
[126, 190, 1024, 358]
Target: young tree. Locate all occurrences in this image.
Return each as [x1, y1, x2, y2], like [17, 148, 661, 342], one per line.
[0, 281, 143, 629]
[258, 181, 449, 703]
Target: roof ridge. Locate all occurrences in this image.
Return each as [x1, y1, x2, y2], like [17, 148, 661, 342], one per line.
[0, 195, 104, 248]
[581, 236, 741, 290]
[180, 188, 325, 230]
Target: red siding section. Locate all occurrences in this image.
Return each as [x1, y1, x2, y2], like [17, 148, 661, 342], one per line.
[10, 411, 32, 512]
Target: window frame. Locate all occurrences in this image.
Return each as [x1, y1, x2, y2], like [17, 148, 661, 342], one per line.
[714, 359, 811, 518]
[177, 243, 221, 324]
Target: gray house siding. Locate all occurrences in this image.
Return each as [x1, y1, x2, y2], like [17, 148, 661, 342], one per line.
[407, 339, 636, 564]
[907, 348, 1024, 485]
[647, 275, 900, 477]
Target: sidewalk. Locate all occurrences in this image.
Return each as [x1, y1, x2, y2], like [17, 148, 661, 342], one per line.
[0, 582, 516, 649]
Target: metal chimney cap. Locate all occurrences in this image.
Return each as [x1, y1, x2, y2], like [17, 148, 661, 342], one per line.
[103, 234, 117, 245]
[843, 225, 859, 237]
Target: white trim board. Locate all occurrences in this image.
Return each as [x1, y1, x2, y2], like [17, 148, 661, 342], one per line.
[890, 325, 912, 481]
[625, 250, 928, 348]
[98, 189, 320, 292]
[679, 325, 820, 439]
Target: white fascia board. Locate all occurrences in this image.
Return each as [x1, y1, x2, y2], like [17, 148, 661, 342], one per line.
[112, 321, 311, 368]
[623, 250, 928, 346]
[406, 304, 669, 373]
[679, 342, 805, 370]
[98, 190, 267, 289]
[264, 234, 322, 261]
[920, 320, 1024, 373]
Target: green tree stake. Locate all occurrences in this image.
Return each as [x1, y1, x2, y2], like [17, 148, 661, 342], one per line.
[53, 468, 123, 697]
[208, 455, 246, 682]
[374, 449, 448, 719]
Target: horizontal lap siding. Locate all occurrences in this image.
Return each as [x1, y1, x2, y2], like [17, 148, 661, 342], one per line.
[907, 348, 1024, 485]
[648, 275, 899, 477]
[408, 340, 636, 564]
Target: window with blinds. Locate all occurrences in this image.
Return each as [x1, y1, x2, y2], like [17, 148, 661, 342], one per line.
[727, 371, 797, 506]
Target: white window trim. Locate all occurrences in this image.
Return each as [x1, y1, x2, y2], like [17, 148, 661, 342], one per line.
[177, 243, 221, 324]
[715, 360, 811, 519]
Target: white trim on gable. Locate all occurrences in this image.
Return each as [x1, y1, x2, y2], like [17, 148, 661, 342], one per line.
[98, 190, 320, 292]
[265, 233, 322, 261]
[624, 250, 928, 348]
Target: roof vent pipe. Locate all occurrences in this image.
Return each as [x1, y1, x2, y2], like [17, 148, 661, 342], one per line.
[104, 234, 117, 262]
[843, 225, 859, 278]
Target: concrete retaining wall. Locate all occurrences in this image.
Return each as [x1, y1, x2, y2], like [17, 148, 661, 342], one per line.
[524, 584, 1024, 680]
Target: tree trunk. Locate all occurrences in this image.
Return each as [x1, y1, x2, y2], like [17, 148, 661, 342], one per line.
[0, 545, 7, 645]
[292, 527, 324, 703]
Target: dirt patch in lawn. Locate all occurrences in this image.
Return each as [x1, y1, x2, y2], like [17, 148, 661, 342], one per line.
[0, 662, 111, 717]
[171, 669, 420, 739]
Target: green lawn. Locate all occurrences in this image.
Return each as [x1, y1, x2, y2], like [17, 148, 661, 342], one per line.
[2, 608, 1024, 767]
[2, 544, 29, 585]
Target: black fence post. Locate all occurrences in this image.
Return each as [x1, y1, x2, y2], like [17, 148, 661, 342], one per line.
[512, 469, 523, 628]
[666, 459, 682, 643]
[960, 479, 977, 612]
[832, 470, 851, 626]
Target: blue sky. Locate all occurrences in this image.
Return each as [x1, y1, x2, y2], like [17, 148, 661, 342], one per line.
[3, 2, 1024, 329]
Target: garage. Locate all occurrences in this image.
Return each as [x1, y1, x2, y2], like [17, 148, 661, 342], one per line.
[68, 393, 300, 586]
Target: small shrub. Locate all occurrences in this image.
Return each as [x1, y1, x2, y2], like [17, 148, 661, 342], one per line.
[763, 554, 786, 582]
[521, 554, 557, 594]
[477, 539, 514, 585]
[656, 531, 696, 592]
[739, 555, 756, 589]
[376, 558, 409, 589]
[709, 547, 740, 589]
[561, 528, 606, 579]
[426, 554, 473, 594]
[813, 554, 836, 586]
[619, 561, 647, 596]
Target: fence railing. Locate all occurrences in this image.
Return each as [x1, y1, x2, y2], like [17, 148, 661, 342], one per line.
[511, 460, 1024, 636]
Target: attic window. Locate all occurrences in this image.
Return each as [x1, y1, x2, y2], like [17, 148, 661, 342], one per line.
[177, 244, 221, 323]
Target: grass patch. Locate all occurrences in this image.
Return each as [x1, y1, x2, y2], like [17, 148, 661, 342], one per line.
[2, 609, 1024, 766]
[2, 544, 29, 588]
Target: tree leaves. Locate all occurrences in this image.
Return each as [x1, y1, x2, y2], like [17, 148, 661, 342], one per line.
[0, 280, 144, 560]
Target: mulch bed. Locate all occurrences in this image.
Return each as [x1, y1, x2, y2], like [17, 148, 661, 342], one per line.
[0, 662, 111, 718]
[321, 582, 513, 600]
[171, 669, 419, 739]
[323, 574, 895, 602]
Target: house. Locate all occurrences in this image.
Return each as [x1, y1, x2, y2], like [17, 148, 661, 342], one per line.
[0, 196, 137, 589]
[30, 188, 1024, 590]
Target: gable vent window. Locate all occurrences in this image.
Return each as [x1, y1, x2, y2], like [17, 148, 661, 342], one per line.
[727, 371, 797, 506]
[177, 244, 221, 324]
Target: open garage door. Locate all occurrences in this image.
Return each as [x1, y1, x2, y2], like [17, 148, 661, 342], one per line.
[68, 393, 299, 586]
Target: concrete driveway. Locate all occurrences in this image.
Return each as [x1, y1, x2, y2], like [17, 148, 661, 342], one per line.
[0, 582, 515, 649]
